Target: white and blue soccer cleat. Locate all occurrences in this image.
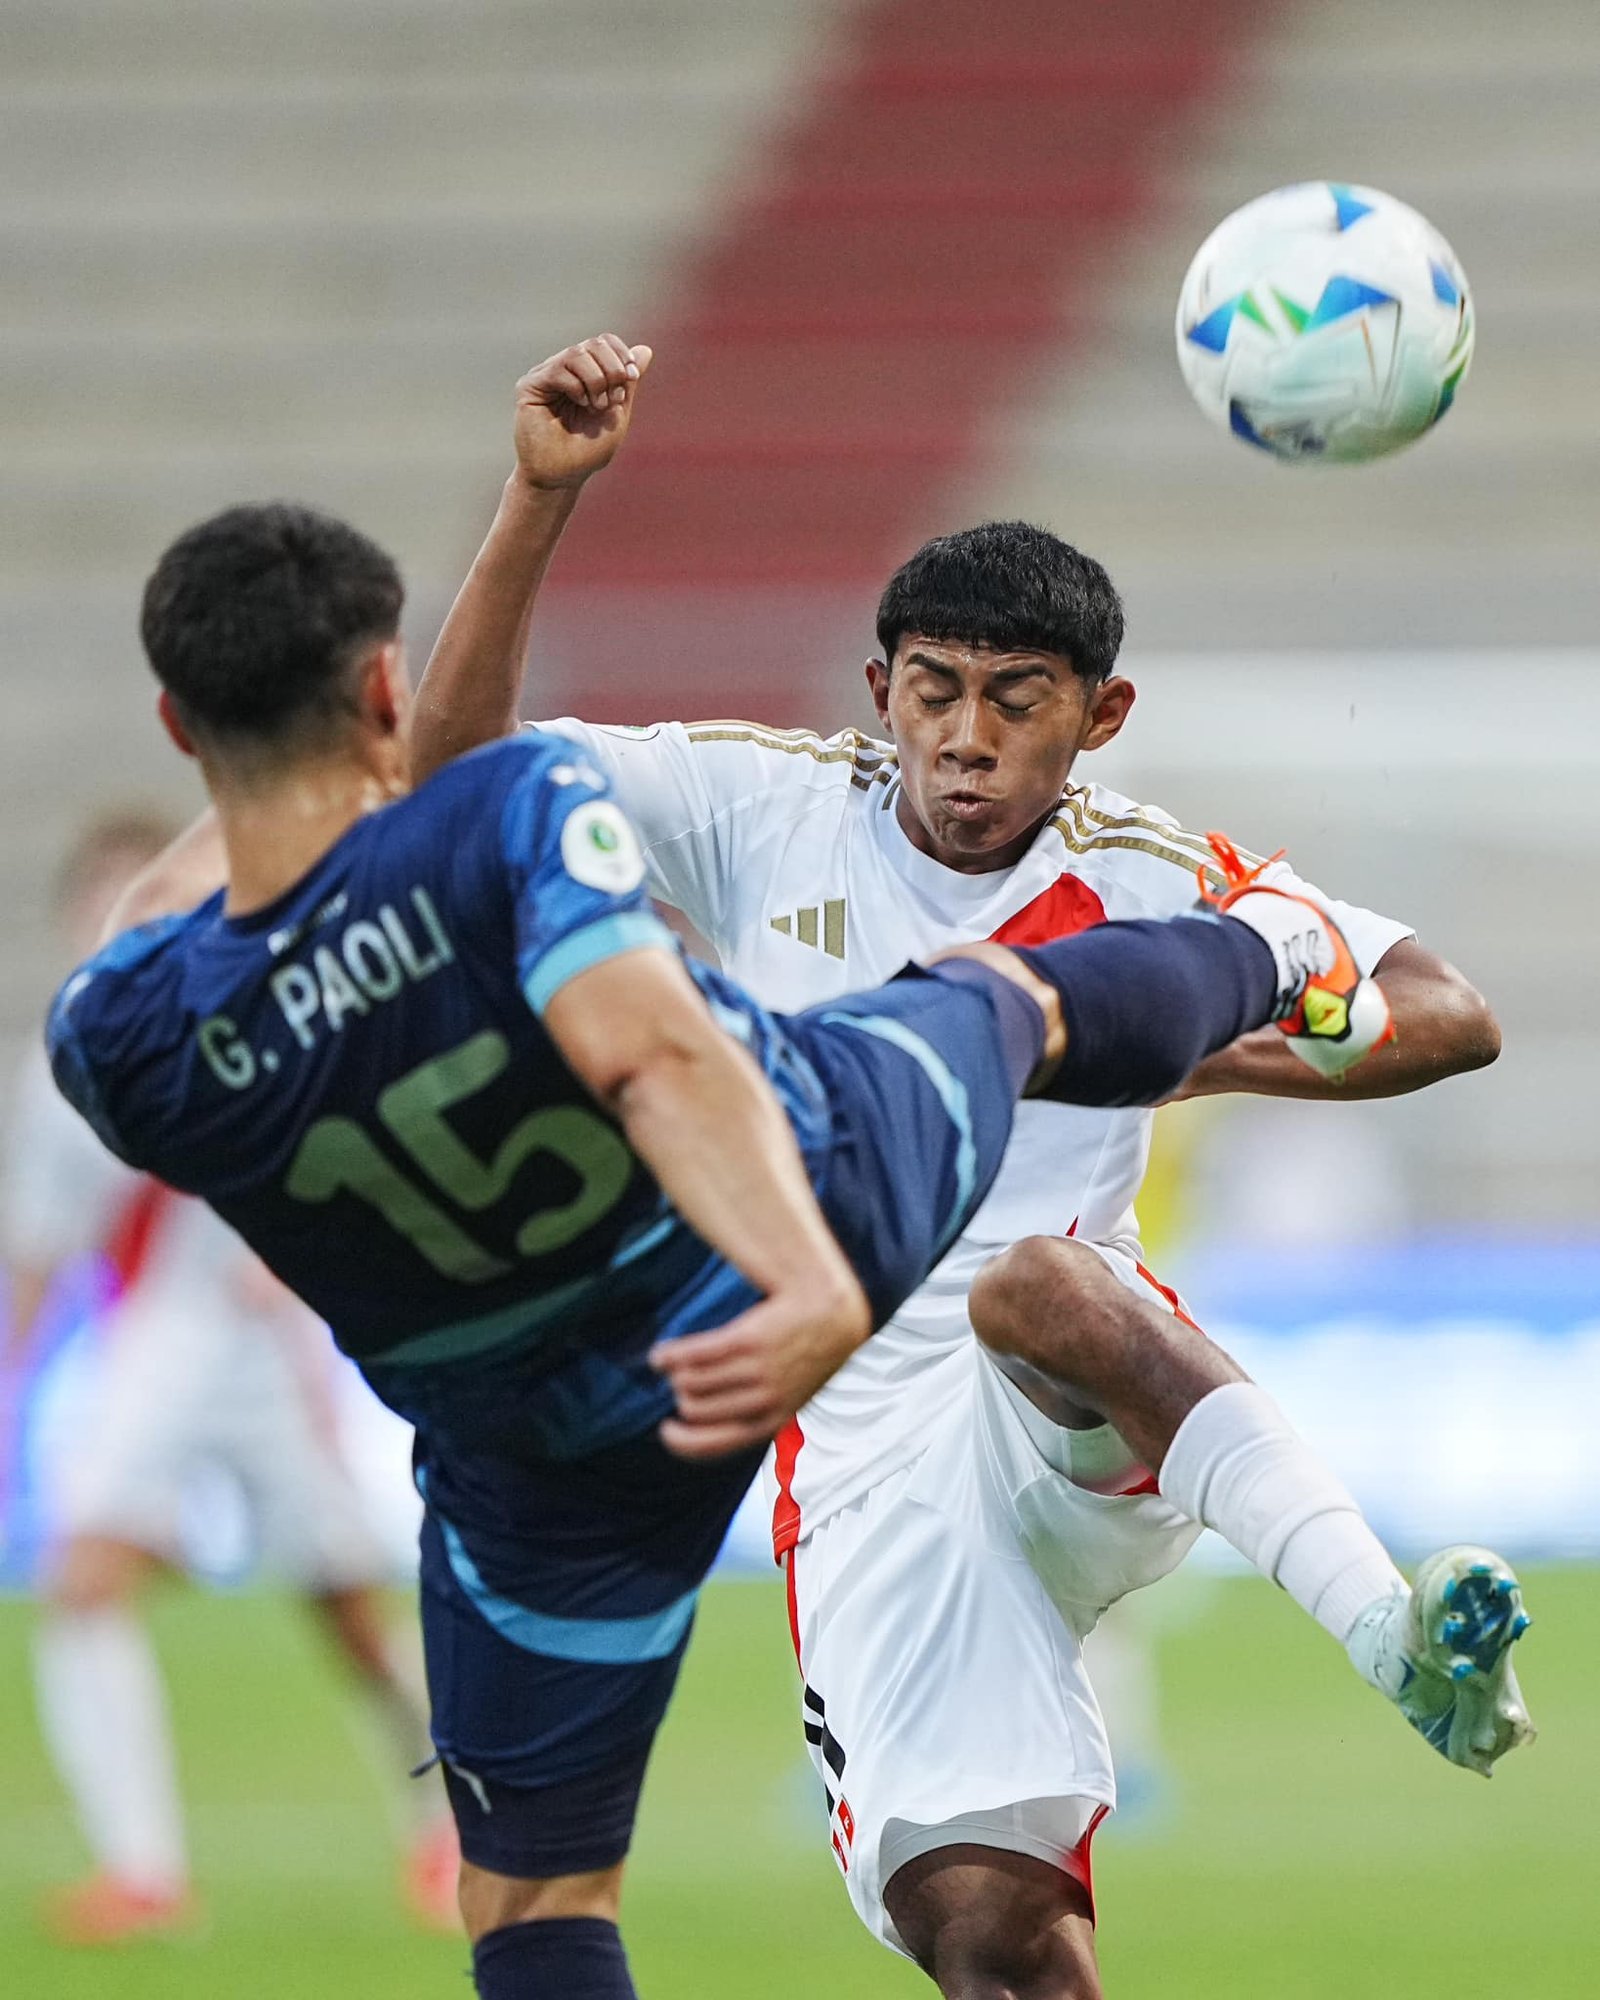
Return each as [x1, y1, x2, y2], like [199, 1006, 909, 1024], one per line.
[1347, 1547, 1535, 1776]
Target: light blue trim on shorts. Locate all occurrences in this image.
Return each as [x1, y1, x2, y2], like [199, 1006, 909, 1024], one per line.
[523, 910, 674, 1015]
[431, 1501, 698, 1665]
[817, 1008, 976, 1247]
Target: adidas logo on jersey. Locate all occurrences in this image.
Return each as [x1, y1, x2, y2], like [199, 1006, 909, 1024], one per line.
[770, 899, 846, 960]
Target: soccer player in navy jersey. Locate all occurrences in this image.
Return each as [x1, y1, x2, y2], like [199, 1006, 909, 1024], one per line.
[46, 346, 1392, 1999]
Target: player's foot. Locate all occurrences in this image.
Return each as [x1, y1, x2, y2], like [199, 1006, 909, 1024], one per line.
[42, 1873, 201, 1946]
[1346, 1547, 1536, 1777]
[402, 1816, 462, 1933]
[1200, 833, 1394, 1080]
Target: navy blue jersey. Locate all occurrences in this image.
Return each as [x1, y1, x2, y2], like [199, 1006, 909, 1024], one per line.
[45, 728, 1057, 1870]
[48, 734, 833, 1457]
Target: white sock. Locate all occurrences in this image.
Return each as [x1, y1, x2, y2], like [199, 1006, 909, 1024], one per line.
[1159, 1382, 1405, 1647]
[34, 1608, 188, 1892]
[1222, 889, 1332, 1016]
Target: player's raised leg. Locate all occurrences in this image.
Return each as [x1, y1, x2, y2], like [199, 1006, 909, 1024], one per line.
[658, 870, 1389, 1453]
[967, 1234, 1534, 1777]
[936, 848, 1396, 1109]
[935, 881, 1533, 1777]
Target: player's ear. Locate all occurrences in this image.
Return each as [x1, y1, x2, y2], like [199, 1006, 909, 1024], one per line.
[156, 689, 198, 759]
[1079, 675, 1135, 753]
[363, 640, 410, 736]
[865, 657, 892, 729]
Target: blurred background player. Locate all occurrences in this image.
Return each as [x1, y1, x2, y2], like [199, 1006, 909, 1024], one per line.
[0, 812, 458, 1944]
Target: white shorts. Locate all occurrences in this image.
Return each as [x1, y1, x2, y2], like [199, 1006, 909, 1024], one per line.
[52, 1291, 391, 1592]
[786, 1256, 1202, 1957]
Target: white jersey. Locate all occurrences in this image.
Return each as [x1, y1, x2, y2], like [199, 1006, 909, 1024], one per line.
[3, 1046, 272, 1317]
[4, 1048, 404, 1585]
[540, 718, 1413, 1544]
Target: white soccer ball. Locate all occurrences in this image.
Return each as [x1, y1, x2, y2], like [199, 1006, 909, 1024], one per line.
[1175, 181, 1474, 464]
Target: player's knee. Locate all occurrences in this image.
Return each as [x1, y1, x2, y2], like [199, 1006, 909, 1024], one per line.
[457, 1858, 623, 1946]
[969, 1236, 1114, 1377]
[885, 1847, 1101, 2000]
[46, 1536, 146, 1614]
[933, 943, 1066, 1067]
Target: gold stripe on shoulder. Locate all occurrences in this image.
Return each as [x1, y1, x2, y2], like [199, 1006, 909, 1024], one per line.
[683, 722, 897, 788]
[1053, 792, 1193, 856]
[1066, 791, 1265, 872]
[684, 724, 812, 748]
[1056, 791, 1230, 871]
[1049, 810, 1226, 891]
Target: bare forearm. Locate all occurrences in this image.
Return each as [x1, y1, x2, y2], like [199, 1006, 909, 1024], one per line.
[1178, 1024, 1447, 1099]
[1176, 946, 1501, 1101]
[411, 332, 651, 781]
[616, 1037, 860, 1312]
[411, 477, 580, 783]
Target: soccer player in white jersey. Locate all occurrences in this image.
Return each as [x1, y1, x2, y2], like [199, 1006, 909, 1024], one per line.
[231, 340, 1526, 1995]
[416, 342, 1537, 1997]
[1, 814, 459, 1943]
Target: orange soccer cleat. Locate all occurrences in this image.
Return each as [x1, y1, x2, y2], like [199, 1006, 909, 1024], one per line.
[42, 1873, 201, 1947]
[1199, 832, 1395, 1081]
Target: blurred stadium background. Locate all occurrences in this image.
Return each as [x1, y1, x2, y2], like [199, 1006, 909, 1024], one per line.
[2, 0, 1597, 1993]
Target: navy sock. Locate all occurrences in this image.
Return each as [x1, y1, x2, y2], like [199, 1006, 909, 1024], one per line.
[472, 1916, 635, 1999]
[1014, 913, 1278, 1108]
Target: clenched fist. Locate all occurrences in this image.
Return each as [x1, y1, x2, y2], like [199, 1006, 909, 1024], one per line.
[513, 334, 654, 491]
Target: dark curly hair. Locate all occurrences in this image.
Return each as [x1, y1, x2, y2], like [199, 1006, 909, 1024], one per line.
[140, 502, 404, 747]
[877, 520, 1124, 683]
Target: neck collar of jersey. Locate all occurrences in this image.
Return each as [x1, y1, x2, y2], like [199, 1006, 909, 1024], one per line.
[873, 785, 1043, 912]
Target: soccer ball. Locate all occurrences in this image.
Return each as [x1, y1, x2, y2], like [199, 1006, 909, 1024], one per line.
[1175, 181, 1474, 463]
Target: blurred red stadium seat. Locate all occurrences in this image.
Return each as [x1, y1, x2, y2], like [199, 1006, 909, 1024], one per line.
[543, 0, 1273, 709]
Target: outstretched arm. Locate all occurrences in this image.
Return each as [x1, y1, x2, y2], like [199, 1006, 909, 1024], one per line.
[410, 335, 653, 784]
[544, 949, 872, 1460]
[1172, 937, 1500, 1101]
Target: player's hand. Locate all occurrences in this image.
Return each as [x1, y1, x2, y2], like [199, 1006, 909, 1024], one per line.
[650, 1279, 872, 1462]
[512, 334, 653, 491]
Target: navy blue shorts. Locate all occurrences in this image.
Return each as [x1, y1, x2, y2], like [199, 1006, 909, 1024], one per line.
[418, 1430, 762, 1878]
[416, 959, 1040, 1880]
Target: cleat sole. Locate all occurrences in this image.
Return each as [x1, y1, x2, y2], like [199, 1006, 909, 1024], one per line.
[1401, 1546, 1538, 1775]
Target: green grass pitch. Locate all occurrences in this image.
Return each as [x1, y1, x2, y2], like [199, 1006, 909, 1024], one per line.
[0, 1565, 1591, 1997]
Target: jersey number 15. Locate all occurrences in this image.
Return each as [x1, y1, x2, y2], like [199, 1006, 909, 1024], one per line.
[284, 1030, 632, 1283]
